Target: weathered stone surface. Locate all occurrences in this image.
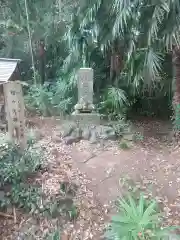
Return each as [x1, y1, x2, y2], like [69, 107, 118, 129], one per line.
[77, 68, 94, 104]
[96, 125, 116, 140]
[123, 133, 135, 141]
[89, 130, 98, 144]
[64, 136, 80, 145]
[82, 127, 91, 140]
[71, 113, 100, 126]
[61, 122, 76, 137]
[71, 128, 82, 139]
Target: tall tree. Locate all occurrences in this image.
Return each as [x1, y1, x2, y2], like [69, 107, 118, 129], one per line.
[73, 0, 180, 113]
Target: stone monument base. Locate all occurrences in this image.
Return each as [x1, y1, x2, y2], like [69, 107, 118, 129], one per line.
[60, 121, 117, 145]
[71, 112, 101, 126]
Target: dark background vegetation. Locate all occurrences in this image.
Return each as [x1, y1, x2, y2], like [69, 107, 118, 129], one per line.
[0, 0, 178, 121]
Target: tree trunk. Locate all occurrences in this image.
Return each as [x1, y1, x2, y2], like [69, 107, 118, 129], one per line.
[172, 46, 180, 134]
[38, 40, 46, 85]
[172, 46, 180, 108]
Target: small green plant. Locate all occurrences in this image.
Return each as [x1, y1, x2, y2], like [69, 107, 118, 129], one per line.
[7, 183, 41, 212]
[106, 193, 178, 240]
[134, 132, 144, 142]
[24, 84, 53, 116]
[25, 80, 75, 117]
[0, 143, 43, 187]
[119, 140, 130, 150]
[45, 229, 61, 240]
[0, 134, 44, 214]
[112, 120, 129, 137]
[98, 87, 129, 120]
[173, 104, 180, 131]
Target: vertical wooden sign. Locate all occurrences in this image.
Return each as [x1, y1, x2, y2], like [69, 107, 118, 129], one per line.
[3, 81, 26, 149]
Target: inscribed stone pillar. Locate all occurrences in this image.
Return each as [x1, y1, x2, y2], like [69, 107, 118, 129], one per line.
[77, 68, 94, 104]
[3, 81, 26, 149]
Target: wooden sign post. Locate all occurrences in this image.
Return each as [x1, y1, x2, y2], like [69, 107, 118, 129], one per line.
[3, 81, 26, 149]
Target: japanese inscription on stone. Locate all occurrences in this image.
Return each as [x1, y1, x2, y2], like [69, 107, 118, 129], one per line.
[3, 82, 26, 149]
[78, 68, 93, 103]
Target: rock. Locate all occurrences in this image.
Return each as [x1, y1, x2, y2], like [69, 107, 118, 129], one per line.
[61, 123, 76, 138]
[89, 130, 98, 144]
[123, 133, 135, 141]
[96, 125, 116, 140]
[71, 128, 82, 139]
[64, 136, 80, 145]
[82, 128, 91, 140]
[106, 129, 116, 140]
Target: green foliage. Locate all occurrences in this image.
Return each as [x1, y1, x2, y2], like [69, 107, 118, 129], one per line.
[1, 0, 177, 120]
[0, 142, 42, 186]
[106, 193, 178, 240]
[173, 104, 180, 131]
[0, 135, 78, 221]
[119, 141, 130, 150]
[25, 80, 75, 116]
[134, 132, 144, 142]
[0, 138, 43, 212]
[112, 120, 130, 136]
[50, 80, 75, 115]
[45, 229, 61, 240]
[6, 183, 41, 212]
[25, 84, 53, 116]
[99, 87, 129, 120]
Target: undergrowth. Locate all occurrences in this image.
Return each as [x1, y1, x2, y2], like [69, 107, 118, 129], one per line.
[106, 193, 178, 240]
[0, 134, 78, 239]
[0, 138, 43, 212]
[24, 80, 75, 117]
[106, 176, 179, 240]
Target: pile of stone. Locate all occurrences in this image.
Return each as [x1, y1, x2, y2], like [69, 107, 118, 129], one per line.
[60, 122, 116, 145]
[56, 68, 136, 145]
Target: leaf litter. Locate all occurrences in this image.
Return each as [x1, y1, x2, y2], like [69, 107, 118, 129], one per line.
[2, 118, 180, 238]
[1, 132, 107, 240]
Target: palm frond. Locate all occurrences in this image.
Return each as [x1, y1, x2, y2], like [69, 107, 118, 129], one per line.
[147, 1, 169, 45]
[111, 0, 134, 38]
[144, 48, 163, 83]
[107, 87, 129, 109]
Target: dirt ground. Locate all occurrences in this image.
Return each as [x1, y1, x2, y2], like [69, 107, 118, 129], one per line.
[1, 117, 180, 239]
[38, 117, 180, 222]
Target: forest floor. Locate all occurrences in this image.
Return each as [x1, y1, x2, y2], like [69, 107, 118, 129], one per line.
[1, 117, 180, 239]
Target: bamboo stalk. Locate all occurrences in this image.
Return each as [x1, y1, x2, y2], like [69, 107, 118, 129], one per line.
[24, 0, 37, 85]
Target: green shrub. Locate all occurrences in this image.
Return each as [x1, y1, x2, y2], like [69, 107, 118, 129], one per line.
[6, 183, 42, 212]
[173, 104, 180, 131]
[0, 138, 44, 213]
[24, 80, 75, 117]
[98, 87, 129, 120]
[0, 143, 43, 186]
[106, 193, 178, 240]
[24, 84, 53, 116]
[112, 120, 130, 137]
[45, 230, 61, 240]
[0, 136, 78, 221]
[119, 141, 130, 150]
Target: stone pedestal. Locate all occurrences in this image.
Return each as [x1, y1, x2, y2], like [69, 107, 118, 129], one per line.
[71, 112, 101, 126]
[72, 67, 100, 126]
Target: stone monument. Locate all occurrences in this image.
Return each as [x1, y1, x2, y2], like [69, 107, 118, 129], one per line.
[3, 81, 26, 149]
[60, 68, 116, 145]
[72, 68, 100, 125]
